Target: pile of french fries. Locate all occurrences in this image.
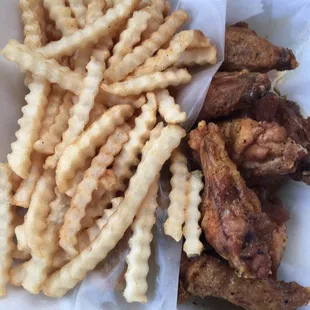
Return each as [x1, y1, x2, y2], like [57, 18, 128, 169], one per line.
[0, 0, 217, 303]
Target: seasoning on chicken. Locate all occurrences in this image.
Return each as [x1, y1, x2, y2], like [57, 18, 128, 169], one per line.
[189, 122, 276, 279]
[219, 118, 307, 181]
[198, 70, 271, 121]
[222, 23, 298, 72]
[179, 254, 310, 310]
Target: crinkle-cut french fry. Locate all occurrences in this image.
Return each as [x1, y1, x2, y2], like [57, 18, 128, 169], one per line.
[43, 0, 78, 36]
[19, 0, 44, 49]
[65, 159, 92, 198]
[81, 190, 117, 229]
[36, 92, 73, 156]
[102, 94, 146, 109]
[108, 10, 151, 67]
[45, 57, 105, 170]
[7, 77, 50, 179]
[86, 103, 107, 129]
[137, 0, 152, 10]
[1, 41, 84, 94]
[11, 152, 45, 208]
[103, 10, 189, 83]
[183, 170, 204, 257]
[134, 30, 210, 76]
[10, 262, 29, 287]
[112, 93, 157, 191]
[38, 0, 140, 59]
[164, 149, 189, 241]
[22, 190, 70, 294]
[87, 197, 122, 242]
[141, 0, 165, 41]
[174, 45, 218, 68]
[97, 169, 118, 193]
[59, 126, 129, 256]
[52, 249, 71, 269]
[38, 85, 66, 138]
[102, 69, 192, 97]
[163, 0, 170, 17]
[68, 0, 87, 28]
[10, 171, 22, 193]
[24, 169, 56, 257]
[35, 2, 48, 45]
[156, 89, 186, 124]
[124, 178, 159, 303]
[42, 124, 185, 297]
[15, 224, 30, 253]
[0, 164, 15, 296]
[56, 104, 134, 192]
[86, 0, 105, 25]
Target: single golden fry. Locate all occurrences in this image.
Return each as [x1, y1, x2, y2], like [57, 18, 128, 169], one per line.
[38, 85, 66, 138]
[7, 77, 50, 178]
[42, 125, 185, 297]
[103, 10, 189, 83]
[124, 178, 159, 303]
[24, 169, 56, 257]
[174, 45, 218, 67]
[141, 0, 165, 41]
[22, 190, 70, 294]
[56, 104, 134, 192]
[43, 0, 78, 36]
[86, 103, 107, 129]
[164, 149, 189, 241]
[108, 10, 151, 66]
[86, 0, 105, 25]
[35, 92, 73, 156]
[87, 197, 122, 241]
[59, 125, 130, 256]
[0, 164, 15, 296]
[10, 262, 29, 287]
[19, 0, 44, 49]
[156, 89, 186, 124]
[38, 0, 140, 59]
[11, 152, 45, 208]
[183, 170, 204, 257]
[45, 56, 105, 169]
[134, 30, 210, 76]
[112, 93, 157, 191]
[101, 69, 191, 97]
[68, 0, 87, 28]
[1, 40, 84, 94]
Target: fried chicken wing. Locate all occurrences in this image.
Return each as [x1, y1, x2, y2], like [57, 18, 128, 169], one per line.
[219, 118, 307, 182]
[251, 93, 310, 184]
[198, 70, 271, 121]
[179, 254, 310, 310]
[189, 122, 275, 279]
[222, 24, 298, 72]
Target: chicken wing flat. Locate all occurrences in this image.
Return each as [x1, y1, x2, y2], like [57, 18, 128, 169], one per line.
[179, 254, 310, 310]
[189, 122, 276, 279]
[198, 70, 271, 120]
[219, 118, 307, 182]
[222, 24, 298, 72]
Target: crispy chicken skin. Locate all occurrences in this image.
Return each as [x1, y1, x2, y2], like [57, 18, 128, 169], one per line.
[189, 122, 276, 279]
[198, 70, 271, 120]
[222, 24, 298, 72]
[219, 118, 307, 180]
[179, 254, 310, 310]
[250, 93, 310, 184]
